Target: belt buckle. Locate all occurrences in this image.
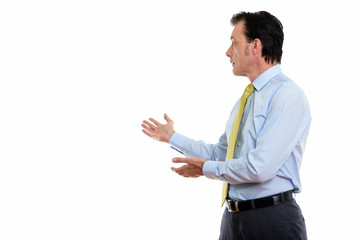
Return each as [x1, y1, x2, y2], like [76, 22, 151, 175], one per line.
[273, 195, 281, 205]
[227, 200, 239, 213]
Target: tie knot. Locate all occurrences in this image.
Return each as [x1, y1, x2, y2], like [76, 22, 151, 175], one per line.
[244, 83, 255, 97]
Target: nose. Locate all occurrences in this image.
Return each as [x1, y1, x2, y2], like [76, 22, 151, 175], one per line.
[226, 46, 232, 58]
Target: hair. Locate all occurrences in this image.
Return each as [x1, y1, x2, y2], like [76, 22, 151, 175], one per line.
[230, 11, 284, 64]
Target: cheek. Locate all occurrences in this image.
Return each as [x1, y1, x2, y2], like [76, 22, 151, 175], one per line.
[233, 47, 242, 60]
[233, 47, 238, 56]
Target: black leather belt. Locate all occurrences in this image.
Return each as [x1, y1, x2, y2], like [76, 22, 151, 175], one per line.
[226, 190, 294, 213]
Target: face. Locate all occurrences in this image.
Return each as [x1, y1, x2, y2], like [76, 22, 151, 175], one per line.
[226, 21, 251, 76]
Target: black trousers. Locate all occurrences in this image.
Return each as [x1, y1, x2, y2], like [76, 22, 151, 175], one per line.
[219, 198, 307, 240]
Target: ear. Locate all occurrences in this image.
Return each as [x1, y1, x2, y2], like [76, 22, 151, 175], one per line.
[251, 38, 262, 55]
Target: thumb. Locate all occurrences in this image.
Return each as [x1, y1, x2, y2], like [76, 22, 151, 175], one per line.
[172, 157, 189, 164]
[164, 113, 173, 123]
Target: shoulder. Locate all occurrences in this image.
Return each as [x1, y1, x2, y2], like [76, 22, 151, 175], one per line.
[258, 73, 311, 116]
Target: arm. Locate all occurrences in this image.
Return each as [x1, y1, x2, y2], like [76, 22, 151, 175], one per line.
[141, 114, 228, 178]
[169, 131, 228, 161]
[141, 113, 228, 160]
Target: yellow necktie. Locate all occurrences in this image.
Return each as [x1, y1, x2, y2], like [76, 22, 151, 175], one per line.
[221, 83, 255, 206]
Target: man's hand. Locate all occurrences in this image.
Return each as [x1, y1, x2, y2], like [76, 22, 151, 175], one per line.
[141, 113, 175, 143]
[171, 157, 205, 178]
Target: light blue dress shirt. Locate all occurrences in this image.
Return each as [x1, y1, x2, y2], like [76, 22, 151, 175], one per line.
[169, 64, 311, 200]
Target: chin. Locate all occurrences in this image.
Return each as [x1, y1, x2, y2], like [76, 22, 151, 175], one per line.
[232, 67, 246, 77]
[233, 70, 241, 76]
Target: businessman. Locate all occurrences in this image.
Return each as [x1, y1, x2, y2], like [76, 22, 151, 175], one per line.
[142, 11, 310, 240]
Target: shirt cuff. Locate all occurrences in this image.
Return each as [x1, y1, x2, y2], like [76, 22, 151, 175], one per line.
[202, 160, 221, 180]
[169, 132, 188, 149]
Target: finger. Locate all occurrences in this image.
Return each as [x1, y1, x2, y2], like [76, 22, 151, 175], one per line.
[172, 157, 191, 164]
[143, 120, 157, 130]
[164, 113, 173, 123]
[141, 122, 155, 133]
[149, 118, 160, 126]
[142, 129, 153, 138]
[171, 165, 188, 175]
[171, 166, 200, 178]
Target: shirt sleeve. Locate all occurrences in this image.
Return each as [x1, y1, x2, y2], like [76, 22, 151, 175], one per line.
[203, 87, 311, 184]
[169, 132, 228, 161]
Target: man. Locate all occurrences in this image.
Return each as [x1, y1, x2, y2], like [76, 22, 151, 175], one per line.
[141, 11, 310, 240]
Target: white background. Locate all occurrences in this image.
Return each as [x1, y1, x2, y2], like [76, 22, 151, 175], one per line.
[1, 0, 359, 239]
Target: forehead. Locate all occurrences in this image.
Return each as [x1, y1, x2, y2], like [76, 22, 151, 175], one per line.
[231, 21, 246, 40]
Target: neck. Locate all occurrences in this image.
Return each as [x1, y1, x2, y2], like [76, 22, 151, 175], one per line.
[247, 62, 278, 82]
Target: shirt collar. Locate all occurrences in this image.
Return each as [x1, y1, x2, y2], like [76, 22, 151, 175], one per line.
[252, 64, 282, 91]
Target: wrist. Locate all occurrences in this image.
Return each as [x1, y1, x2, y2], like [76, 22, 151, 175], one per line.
[166, 130, 175, 143]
